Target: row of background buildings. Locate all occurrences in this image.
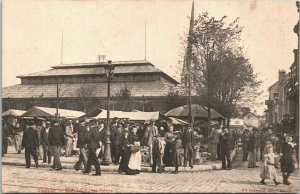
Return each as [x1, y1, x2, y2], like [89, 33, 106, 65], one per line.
[265, 2, 299, 137]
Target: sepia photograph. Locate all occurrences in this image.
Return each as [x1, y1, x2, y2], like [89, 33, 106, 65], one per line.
[1, 0, 299, 193]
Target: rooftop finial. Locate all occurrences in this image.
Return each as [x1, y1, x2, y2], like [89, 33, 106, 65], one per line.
[98, 55, 106, 63]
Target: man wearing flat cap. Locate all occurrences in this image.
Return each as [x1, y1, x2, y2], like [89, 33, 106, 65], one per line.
[182, 126, 195, 169]
[144, 119, 158, 166]
[152, 134, 166, 173]
[74, 121, 89, 171]
[41, 121, 51, 164]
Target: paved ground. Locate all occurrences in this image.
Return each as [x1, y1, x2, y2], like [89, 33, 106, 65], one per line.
[2, 149, 299, 193]
[2, 146, 223, 172]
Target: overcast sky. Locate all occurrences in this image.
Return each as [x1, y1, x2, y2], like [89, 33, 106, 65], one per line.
[2, 0, 298, 115]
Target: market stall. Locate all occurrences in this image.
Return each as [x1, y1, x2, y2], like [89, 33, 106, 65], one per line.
[21, 106, 85, 118]
[2, 109, 26, 117]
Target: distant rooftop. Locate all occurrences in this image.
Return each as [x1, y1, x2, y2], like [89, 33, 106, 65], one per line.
[51, 60, 154, 69]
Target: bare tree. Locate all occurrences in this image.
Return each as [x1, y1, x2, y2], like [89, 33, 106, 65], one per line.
[71, 84, 97, 113]
[113, 83, 134, 111]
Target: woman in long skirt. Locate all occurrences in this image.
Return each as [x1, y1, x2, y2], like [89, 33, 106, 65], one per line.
[118, 130, 130, 173]
[248, 130, 257, 168]
[172, 132, 182, 174]
[13, 122, 23, 154]
[127, 126, 141, 175]
[163, 125, 175, 167]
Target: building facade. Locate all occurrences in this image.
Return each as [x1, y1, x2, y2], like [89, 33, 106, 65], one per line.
[265, 2, 299, 136]
[2, 60, 180, 113]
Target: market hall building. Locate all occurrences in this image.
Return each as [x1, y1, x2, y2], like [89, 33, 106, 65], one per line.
[2, 60, 180, 113]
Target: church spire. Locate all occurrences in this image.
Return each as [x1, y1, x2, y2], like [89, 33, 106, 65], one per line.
[182, 0, 195, 126]
[181, 1, 195, 86]
[188, 0, 194, 37]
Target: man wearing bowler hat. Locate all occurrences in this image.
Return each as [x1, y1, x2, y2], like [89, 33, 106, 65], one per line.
[48, 120, 64, 171]
[21, 120, 39, 168]
[83, 119, 102, 176]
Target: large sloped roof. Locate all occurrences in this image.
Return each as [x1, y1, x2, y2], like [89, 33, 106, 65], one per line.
[18, 63, 160, 77]
[17, 60, 179, 84]
[2, 81, 174, 98]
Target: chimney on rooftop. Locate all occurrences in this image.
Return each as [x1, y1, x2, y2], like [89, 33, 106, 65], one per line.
[279, 70, 286, 81]
[98, 55, 106, 63]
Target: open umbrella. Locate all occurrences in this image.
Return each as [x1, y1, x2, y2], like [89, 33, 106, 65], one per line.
[165, 104, 224, 120]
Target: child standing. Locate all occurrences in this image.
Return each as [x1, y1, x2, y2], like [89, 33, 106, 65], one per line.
[260, 146, 280, 186]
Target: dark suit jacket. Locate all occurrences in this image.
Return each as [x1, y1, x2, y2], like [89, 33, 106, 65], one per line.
[98, 127, 106, 143]
[219, 132, 231, 150]
[22, 126, 39, 148]
[112, 128, 123, 146]
[182, 130, 195, 147]
[77, 125, 88, 148]
[128, 132, 139, 145]
[86, 126, 101, 149]
[48, 125, 65, 146]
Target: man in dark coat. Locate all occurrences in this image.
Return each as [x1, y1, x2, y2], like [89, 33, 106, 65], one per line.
[219, 127, 232, 170]
[74, 122, 89, 171]
[182, 126, 195, 168]
[280, 135, 296, 185]
[2, 120, 10, 157]
[48, 120, 65, 171]
[241, 129, 250, 162]
[144, 119, 158, 166]
[41, 121, 51, 164]
[111, 124, 123, 164]
[21, 120, 39, 168]
[83, 120, 102, 176]
[152, 134, 165, 173]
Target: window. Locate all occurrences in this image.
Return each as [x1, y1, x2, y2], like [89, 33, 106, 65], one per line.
[126, 76, 133, 81]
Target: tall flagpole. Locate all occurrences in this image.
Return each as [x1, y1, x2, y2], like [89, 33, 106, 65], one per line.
[186, 1, 194, 127]
[144, 18, 147, 60]
[61, 28, 64, 65]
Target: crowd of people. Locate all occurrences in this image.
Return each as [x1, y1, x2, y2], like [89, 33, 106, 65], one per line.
[2, 117, 298, 184]
[241, 127, 298, 186]
[2, 117, 206, 175]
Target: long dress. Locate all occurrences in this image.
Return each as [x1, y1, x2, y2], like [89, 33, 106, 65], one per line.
[118, 134, 130, 173]
[127, 132, 141, 175]
[248, 134, 257, 168]
[163, 132, 175, 167]
[260, 153, 278, 180]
